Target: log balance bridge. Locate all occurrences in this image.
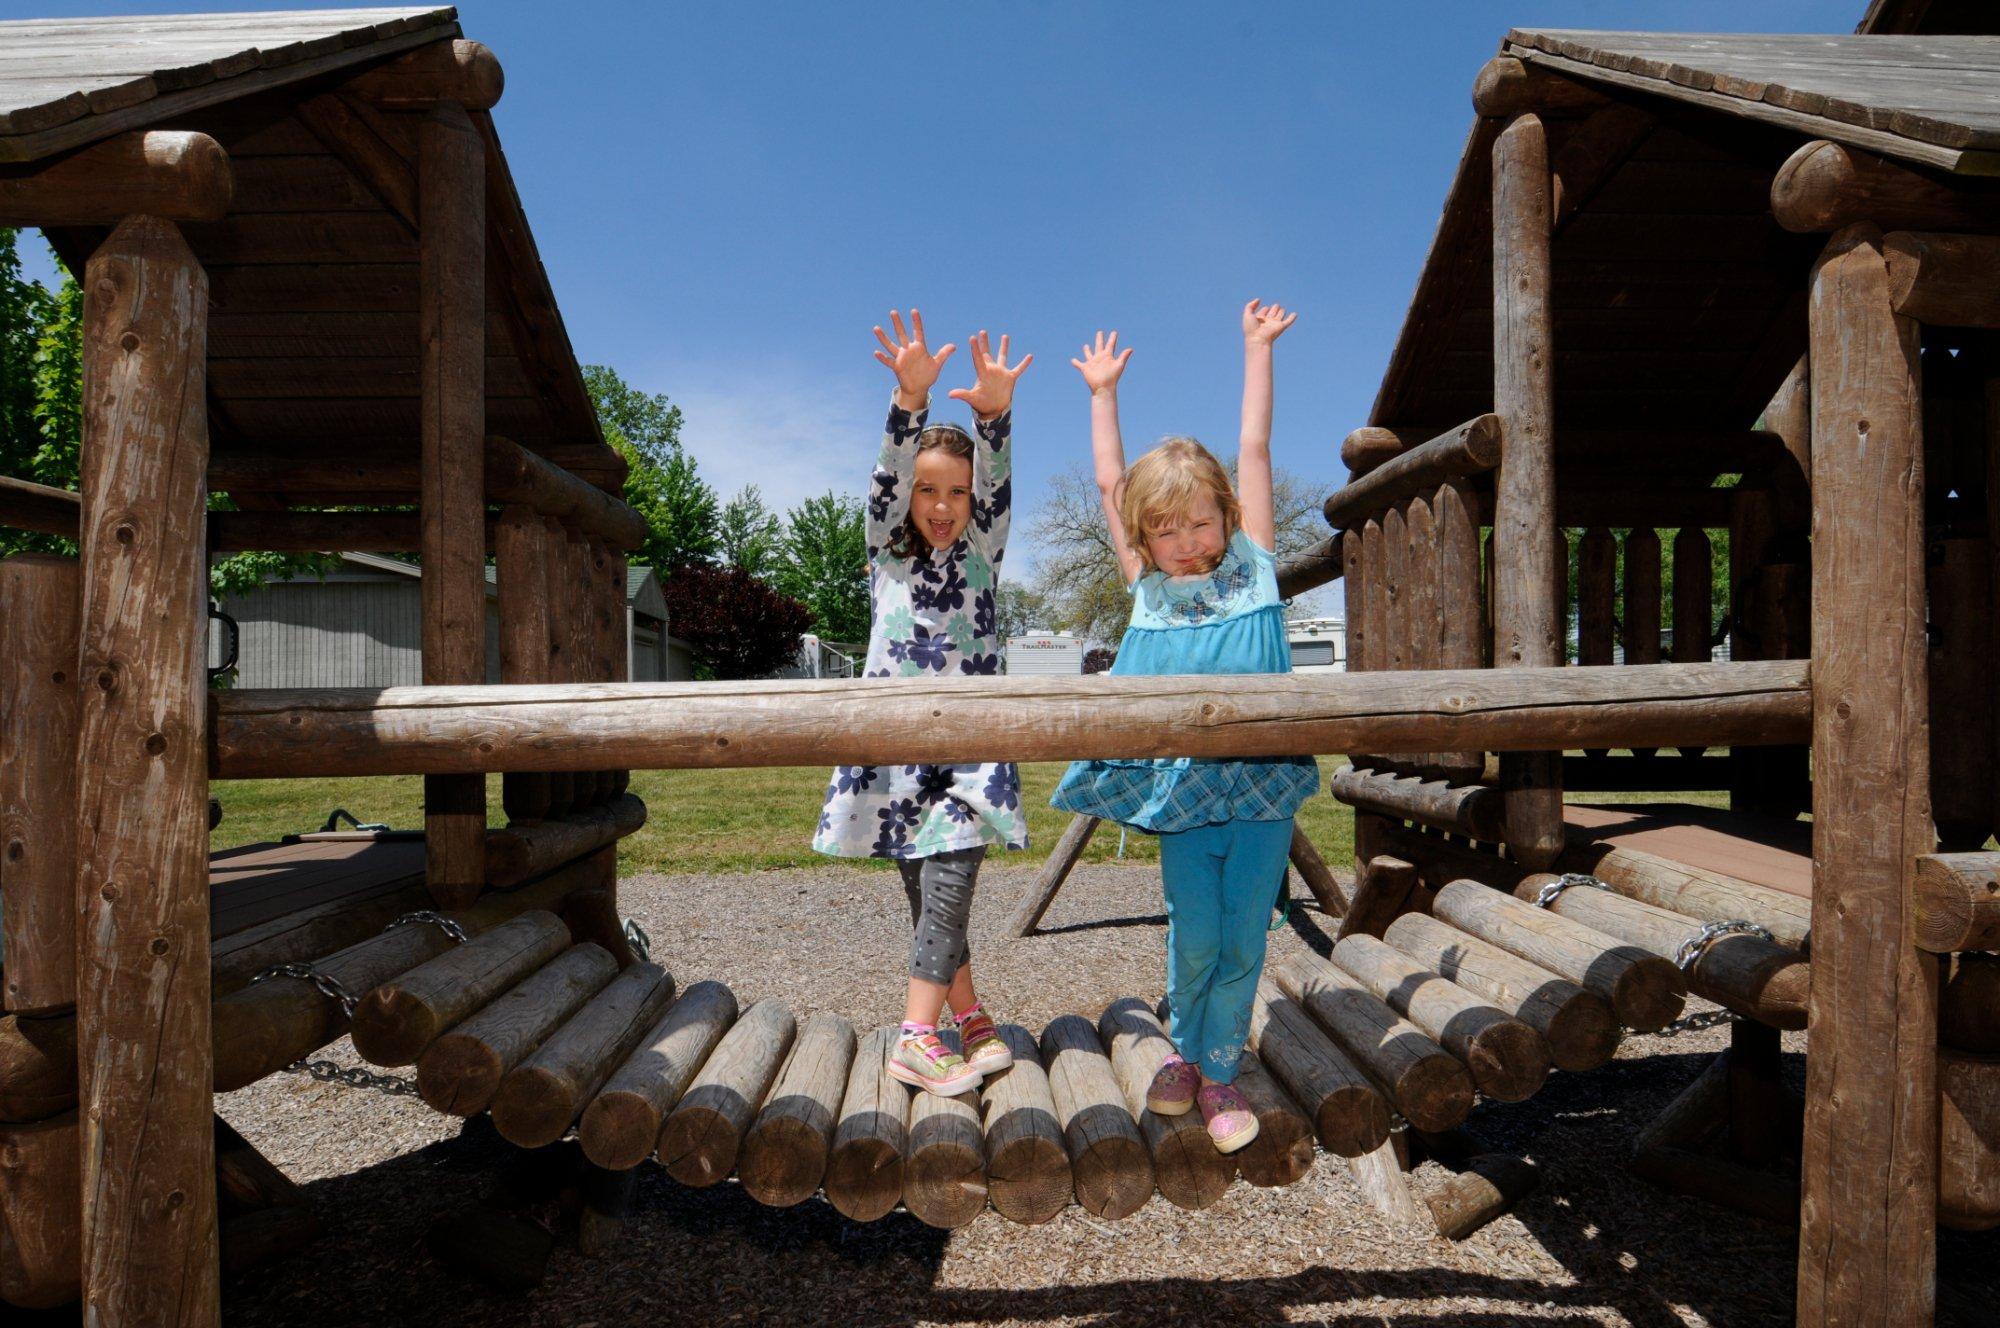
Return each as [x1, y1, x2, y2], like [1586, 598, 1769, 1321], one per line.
[6, 8, 2000, 1328]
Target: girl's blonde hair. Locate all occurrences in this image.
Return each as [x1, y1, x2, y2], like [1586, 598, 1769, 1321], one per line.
[886, 423, 976, 561]
[1117, 437, 1241, 574]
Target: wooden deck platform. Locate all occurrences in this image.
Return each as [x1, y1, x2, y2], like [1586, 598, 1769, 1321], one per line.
[1565, 802, 1812, 898]
[208, 837, 428, 993]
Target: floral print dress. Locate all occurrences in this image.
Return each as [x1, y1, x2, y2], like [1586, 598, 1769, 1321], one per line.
[811, 396, 1029, 859]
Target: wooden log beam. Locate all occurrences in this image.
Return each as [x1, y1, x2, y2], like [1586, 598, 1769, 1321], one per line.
[347, 910, 570, 1066]
[1275, 955, 1474, 1134]
[207, 509, 488, 555]
[1328, 765, 1508, 843]
[1335, 854, 1424, 943]
[1433, 479, 1484, 779]
[903, 1045, 990, 1229]
[1428, 1152, 1541, 1240]
[1939, 1046, 2000, 1232]
[1322, 414, 1500, 531]
[486, 435, 647, 549]
[1510, 877, 1807, 1030]
[0, 1111, 79, 1308]
[977, 1024, 1073, 1224]
[0, 1012, 79, 1122]
[1347, 1132, 1428, 1230]
[1038, 1014, 1153, 1220]
[75, 214, 217, 1328]
[739, 1010, 856, 1208]
[210, 658, 1814, 778]
[1331, 934, 1550, 1103]
[0, 475, 80, 538]
[825, 1027, 906, 1222]
[343, 39, 504, 110]
[1493, 112, 1564, 871]
[1884, 231, 2000, 328]
[1340, 426, 1409, 478]
[1098, 998, 1234, 1211]
[1009, 813, 1099, 939]
[1287, 824, 1351, 918]
[1433, 880, 1687, 1031]
[1472, 55, 1609, 119]
[484, 794, 646, 888]
[0, 131, 231, 226]
[497, 505, 553, 824]
[1771, 140, 2000, 235]
[490, 960, 675, 1150]
[1275, 535, 1343, 598]
[1798, 223, 1937, 1327]
[1384, 912, 1621, 1073]
[1561, 838, 1813, 951]
[1229, 1051, 1315, 1189]
[1, 556, 79, 1016]
[658, 998, 795, 1188]
[1914, 853, 2000, 954]
[1248, 979, 1392, 1158]
[416, 942, 619, 1117]
[576, 979, 736, 1170]
[419, 99, 487, 912]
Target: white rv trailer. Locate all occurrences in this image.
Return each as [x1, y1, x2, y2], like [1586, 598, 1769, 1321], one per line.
[1005, 630, 1084, 676]
[1286, 616, 1347, 673]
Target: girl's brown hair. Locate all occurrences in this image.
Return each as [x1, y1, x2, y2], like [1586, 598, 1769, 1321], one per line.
[886, 423, 977, 560]
[1117, 436, 1241, 574]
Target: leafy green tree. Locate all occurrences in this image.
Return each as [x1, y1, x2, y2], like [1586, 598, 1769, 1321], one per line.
[581, 363, 720, 570]
[994, 584, 1051, 643]
[772, 491, 869, 643]
[718, 484, 781, 577]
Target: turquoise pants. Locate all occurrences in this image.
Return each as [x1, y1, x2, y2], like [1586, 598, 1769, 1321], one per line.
[1158, 816, 1294, 1084]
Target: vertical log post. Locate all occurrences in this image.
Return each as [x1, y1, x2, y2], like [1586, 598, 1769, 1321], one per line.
[75, 215, 218, 1327]
[1434, 481, 1484, 780]
[1492, 112, 1563, 868]
[1576, 527, 1615, 759]
[1405, 495, 1438, 772]
[496, 507, 551, 825]
[542, 516, 575, 820]
[1737, 358, 1813, 816]
[1624, 528, 1662, 758]
[419, 100, 486, 909]
[1797, 222, 1937, 1326]
[1, 555, 80, 1015]
[1672, 527, 1714, 758]
[607, 547, 631, 797]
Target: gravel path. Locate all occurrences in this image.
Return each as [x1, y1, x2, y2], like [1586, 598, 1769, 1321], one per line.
[213, 862, 1999, 1327]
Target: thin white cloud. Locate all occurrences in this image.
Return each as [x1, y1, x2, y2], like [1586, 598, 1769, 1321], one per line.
[663, 369, 878, 516]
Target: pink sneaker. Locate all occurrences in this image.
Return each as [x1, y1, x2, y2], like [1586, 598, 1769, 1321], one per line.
[1146, 1055, 1200, 1116]
[1197, 1083, 1260, 1154]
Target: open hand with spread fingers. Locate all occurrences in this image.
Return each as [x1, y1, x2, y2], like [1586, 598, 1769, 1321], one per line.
[1242, 298, 1298, 347]
[1070, 330, 1134, 396]
[873, 308, 957, 408]
[948, 329, 1033, 419]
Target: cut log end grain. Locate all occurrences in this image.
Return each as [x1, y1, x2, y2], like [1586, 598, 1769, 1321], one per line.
[978, 1024, 1073, 1225]
[739, 1010, 856, 1208]
[657, 999, 796, 1189]
[904, 1077, 989, 1229]
[1038, 1014, 1153, 1220]
[826, 1027, 906, 1222]
[1230, 1052, 1315, 1189]
[578, 979, 738, 1172]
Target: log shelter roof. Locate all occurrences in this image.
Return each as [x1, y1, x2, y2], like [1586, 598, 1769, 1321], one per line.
[0, 6, 616, 495]
[1369, 30, 2000, 452]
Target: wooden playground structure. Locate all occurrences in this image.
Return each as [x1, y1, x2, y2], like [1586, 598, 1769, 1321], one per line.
[3, 3, 2000, 1326]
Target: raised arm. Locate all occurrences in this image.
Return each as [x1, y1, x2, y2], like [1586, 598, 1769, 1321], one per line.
[1072, 330, 1142, 585]
[1237, 297, 1297, 553]
[949, 329, 1032, 564]
[866, 309, 957, 553]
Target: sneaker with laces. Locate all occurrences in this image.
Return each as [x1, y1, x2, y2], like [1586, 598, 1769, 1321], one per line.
[887, 1031, 984, 1097]
[1197, 1082, 1260, 1154]
[956, 1009, 1014, 1074]
[1146, 1055, 1201, 1116]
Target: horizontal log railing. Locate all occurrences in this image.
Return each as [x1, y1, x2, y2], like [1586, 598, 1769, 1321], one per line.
[0, 475, 79, 538]
[1322, 414, 1502, 531]
[209, 659, 1812, 779]
[1275, 536, 1344, 598]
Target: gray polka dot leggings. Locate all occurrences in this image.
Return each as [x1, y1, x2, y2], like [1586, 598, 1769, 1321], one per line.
[896, 846, 985, 986]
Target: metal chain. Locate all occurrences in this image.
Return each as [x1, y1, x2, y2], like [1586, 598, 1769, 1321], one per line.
[385, 910, 470, 945]
[624, 918, 652, 962]
[1653, 1008, 1741, 1038]
[1535, 872, 1609, 909]
[279, 1057, 422, 1098]
[249, 961, 361, 1019]
[1673, 919, 1774, 971]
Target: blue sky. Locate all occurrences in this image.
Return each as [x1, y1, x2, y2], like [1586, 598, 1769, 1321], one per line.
[24, 0, 1863, 592]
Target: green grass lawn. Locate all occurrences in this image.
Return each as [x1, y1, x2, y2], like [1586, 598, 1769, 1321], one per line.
[212, 753, 1740, 877]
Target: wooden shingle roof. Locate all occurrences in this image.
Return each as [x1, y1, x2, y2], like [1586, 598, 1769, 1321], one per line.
[1505, 31, 2000, 173]
[0, 7, 458, 164]
[4, 7, 617, 491]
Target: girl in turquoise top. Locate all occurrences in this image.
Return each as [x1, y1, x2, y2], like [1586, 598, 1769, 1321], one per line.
[1052, 301, 1319, 1154]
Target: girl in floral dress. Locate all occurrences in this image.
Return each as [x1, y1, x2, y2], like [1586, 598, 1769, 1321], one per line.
[813, 309, 1032, 1096]
[1051, 301, 1319, 1153]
